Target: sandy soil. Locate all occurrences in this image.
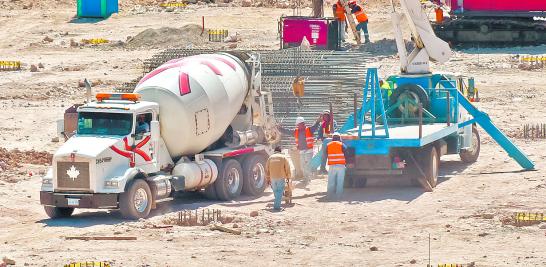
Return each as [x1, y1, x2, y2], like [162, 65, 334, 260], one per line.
[1, 1, 546, 266]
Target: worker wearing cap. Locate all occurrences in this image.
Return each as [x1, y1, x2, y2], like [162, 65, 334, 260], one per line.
[349, 1, 370, 43]
[380, 79, 392, 98]
[333, 0, 347, 42]
[318, 110, 338, 174]
[324, 133, 347, 199]
[265, 146, 292, 211]
[278, 116, 321, 185]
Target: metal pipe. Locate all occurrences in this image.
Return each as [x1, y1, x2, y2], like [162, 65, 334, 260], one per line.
[354, 92, 358, 128]
[419, 103, 423, 139]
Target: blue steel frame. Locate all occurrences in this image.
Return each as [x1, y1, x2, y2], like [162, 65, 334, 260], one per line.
[341, 69, 535, 170]
[358, 68, 390, 139]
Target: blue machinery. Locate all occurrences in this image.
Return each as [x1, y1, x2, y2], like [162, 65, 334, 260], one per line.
[338, 68, 535, 170]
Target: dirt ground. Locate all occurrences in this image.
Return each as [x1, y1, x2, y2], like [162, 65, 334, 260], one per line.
[1, 1, 546, 266]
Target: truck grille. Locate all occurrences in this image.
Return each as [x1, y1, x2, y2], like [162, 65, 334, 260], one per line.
[56, 162, 90, 190]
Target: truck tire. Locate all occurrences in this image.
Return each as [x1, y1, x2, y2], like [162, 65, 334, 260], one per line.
[119, 179, 152, 220]
[242, 154, 267, 196]
[214, 159, 243, 201]
[460, 125, 480, 163]
[44, 206, 74, 219]
[203, 184, 218, 200]
[422, 146, 439, 188]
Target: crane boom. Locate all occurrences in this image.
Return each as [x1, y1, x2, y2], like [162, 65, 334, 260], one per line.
[391, 0, 452, 74]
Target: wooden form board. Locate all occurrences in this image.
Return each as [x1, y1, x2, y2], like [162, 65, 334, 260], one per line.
[339, 0, 362, 44]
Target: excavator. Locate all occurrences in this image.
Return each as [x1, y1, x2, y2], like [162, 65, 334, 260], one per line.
[431, 0, 546, 45]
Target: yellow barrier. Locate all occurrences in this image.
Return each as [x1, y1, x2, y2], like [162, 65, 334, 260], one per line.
[81, 38, 110, 45]
[64, 262, 110, 267]
[521, 56, 546, 62]
[160, 2, 187, 7]
[208, 29, 229, 42]
[515, 212, 546, 222]
[0, 60, 22, 71]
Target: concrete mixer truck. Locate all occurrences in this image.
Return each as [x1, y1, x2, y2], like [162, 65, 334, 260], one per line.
[40, 52, 280, 219]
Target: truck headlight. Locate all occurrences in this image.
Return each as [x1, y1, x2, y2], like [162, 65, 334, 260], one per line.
[42, 178, 52, 185]
[104, 180, 119, 188]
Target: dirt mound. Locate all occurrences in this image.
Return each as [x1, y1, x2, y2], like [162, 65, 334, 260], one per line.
[358, 38, 414, 56]
[126, 24, 206, 49]
[0, 148, 52, 181]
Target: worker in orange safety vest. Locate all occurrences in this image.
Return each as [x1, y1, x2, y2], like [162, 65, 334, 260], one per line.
[349, 1, 370, 43]
[333, 0, 347, 42]
[324, 132, 347, 199]
[278, 116, 321, 186]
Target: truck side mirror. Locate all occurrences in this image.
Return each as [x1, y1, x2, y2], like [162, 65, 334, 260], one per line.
[151, 121, 160, 142]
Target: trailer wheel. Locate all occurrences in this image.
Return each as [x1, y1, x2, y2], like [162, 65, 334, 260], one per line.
[242, 154, 267, 196]
[460, 125, 480, 163]
[44, 206, 74, 219]
[119, 179, 152, 220]
[214, 159, 243, 201]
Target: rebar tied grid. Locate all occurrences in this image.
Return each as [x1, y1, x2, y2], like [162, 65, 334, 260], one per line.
[118, 48, 374, 147]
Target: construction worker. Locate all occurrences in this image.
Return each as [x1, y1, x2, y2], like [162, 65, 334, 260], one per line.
[333, 0, 347, 42]
[325, 132, 347, 199]
[349, 1, 370, 43]
[380, 79, 392, 98]
[318, 110, 338, 174]
[278, 116, 321, 185]
[265, 146, 292, 211]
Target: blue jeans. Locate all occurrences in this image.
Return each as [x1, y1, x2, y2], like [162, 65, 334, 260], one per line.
[271, 179, 286, 210]
[356, 21, 370, 43]
[327, 165, 346, 199]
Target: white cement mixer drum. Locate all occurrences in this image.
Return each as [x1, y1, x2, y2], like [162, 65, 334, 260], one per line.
[134, 53, 249, 158]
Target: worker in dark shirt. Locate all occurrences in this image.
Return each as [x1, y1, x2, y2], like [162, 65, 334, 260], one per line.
[278, 116, 321, 186]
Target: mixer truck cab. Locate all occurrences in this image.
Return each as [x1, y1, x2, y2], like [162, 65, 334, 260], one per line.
[41, 53, 280, 219]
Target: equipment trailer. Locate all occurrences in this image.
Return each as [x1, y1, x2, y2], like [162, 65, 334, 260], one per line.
[327, 0, 535, 190]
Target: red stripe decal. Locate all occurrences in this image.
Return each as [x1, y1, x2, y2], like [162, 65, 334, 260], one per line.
[138, 61, 188, 86]
[110, 145, 132, 158]
[223, 147, 254, 158]
[134, 148, 152, 161]
[200, 60, 222, 76]
[179, 72, 191, 95]
[136, 135, 151, 148]
[212, 56, 237, 70]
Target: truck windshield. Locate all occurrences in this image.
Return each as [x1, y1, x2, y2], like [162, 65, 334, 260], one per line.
[77, 112, 133, 136]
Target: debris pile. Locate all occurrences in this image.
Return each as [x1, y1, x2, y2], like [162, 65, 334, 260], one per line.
[0, 148, 52, 181]
[125, 25, 207, 49]
[162, 209, 236, 226]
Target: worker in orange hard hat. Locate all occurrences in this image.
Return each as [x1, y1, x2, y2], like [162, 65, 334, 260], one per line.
[349, 1, 370, 43]
[333, 0, 347, 42]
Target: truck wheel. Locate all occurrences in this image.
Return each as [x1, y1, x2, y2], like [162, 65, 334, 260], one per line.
[119, 179, 152, 220]
[214, 159, 243, 201]
[44, 206, 74, 219]
[460, 125, 480, 163]
[422, 146, 439, 188]
[203, 184, 218, 200]
[242, 154, 267, 196]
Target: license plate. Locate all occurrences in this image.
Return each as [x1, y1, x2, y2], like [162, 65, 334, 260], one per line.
[67, 198, 80, 206]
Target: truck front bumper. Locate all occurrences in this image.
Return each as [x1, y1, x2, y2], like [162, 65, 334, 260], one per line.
[40, 191, 118, 209]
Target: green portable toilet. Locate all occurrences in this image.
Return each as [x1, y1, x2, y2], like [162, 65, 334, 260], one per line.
[77, 0, 118, 18]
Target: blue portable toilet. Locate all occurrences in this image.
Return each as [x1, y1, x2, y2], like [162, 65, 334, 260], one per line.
[77, 0, 118, 18]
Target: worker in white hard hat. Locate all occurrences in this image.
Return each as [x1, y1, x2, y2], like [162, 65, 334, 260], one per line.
[278, 116, 321, 186]
[324, 132, 347, 200]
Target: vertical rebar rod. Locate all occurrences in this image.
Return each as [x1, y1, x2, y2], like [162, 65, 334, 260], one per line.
[446, 91, 451, 127]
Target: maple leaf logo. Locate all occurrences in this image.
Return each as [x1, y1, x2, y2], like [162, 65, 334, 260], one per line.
[66, 165, 80, 181]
